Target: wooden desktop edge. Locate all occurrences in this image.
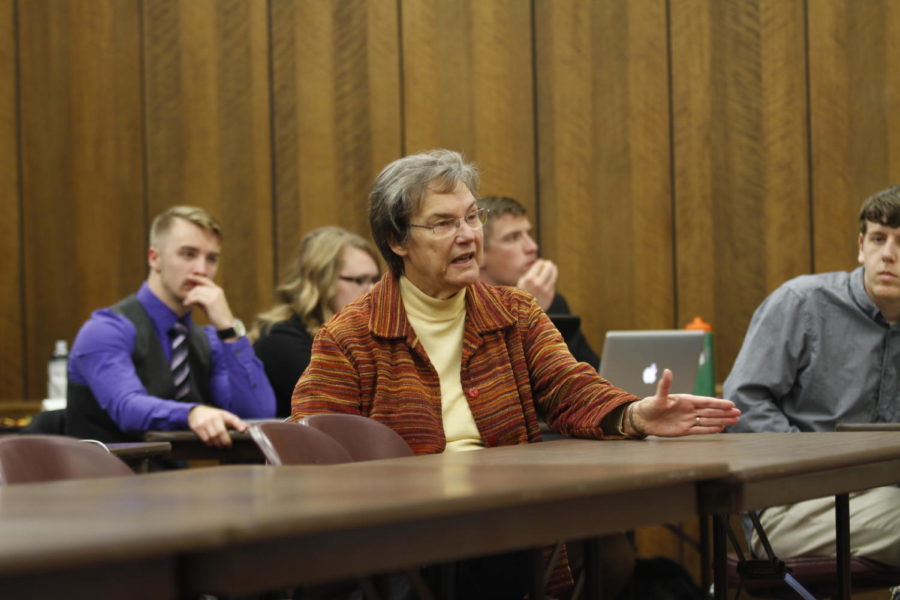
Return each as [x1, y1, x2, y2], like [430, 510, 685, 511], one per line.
[143, 430, 262, 461]
[836, 422, 900, 432]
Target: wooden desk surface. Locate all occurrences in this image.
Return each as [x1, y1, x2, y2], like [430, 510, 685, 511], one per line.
[425, 433, 900, 512]
[392, 432, 900, 600]
[0, 401, 40, 430]
[2, 432, 898, 597]
[143, 419, 284, 462]
[0, 401, 41, 416]
[0, 446, 726, 596]
[426, 432, 900, 475]
[144, 429, 263, 462]
[836, 422, 900, 432]
[106, 441, 172, 463]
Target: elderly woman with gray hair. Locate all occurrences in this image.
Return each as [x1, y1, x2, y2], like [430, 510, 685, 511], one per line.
[291, 149, 740, 598]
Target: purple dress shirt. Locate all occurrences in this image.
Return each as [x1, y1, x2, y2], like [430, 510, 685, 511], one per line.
[68, 282, 275, 433]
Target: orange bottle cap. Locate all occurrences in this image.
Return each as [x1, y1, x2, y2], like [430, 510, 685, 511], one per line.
[685, 316, 712, 331]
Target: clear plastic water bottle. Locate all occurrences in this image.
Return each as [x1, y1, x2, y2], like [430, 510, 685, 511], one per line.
[47, 339, 69, 399]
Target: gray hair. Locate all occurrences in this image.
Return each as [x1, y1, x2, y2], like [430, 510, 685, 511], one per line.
[368, 149, 480, 275]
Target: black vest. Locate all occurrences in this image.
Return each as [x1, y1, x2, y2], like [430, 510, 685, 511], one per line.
[66, 295, 212, 443]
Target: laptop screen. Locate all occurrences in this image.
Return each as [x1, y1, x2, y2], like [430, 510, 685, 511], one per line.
[598, 330, 705, 396]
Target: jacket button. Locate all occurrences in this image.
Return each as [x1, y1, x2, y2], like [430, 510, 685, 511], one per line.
[466, 388, 479, 399]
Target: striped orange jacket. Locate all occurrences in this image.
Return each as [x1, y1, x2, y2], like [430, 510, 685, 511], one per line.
[291, 274, 638, 453]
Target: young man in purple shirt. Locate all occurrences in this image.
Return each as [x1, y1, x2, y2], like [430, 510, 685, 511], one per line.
[65, 206, 275, 447]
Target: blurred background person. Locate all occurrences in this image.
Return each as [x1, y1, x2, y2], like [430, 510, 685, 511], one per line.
[252, 226, 381, 417]
[479, 195, 599, 369]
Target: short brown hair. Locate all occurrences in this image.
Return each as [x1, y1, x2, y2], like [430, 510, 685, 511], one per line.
[478, 196, 528, 249]
[859, 185, 900, 234]
[150, 206, 222, 247]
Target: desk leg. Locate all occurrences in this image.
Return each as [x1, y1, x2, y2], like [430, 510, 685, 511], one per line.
[583, 537, 606, 600]
[835, 493, 851, 600]
[712, 514, 728, 600]
[700, 515, 711, 594]
[429, 563, 454, 600]
[531, 548, 546, 600]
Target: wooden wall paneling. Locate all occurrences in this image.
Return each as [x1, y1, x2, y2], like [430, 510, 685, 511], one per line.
[270, 0, 402, 279]
[809, 0, 900, 273]
[401, 0, 536, 212]
[143, 0, 273, 324]
[890, 2, 900, 190]
[0, 0, 23, 400]
[535, 0, 672, 347]
[18, 0, 145, 399]
[671, 0, 809, 381]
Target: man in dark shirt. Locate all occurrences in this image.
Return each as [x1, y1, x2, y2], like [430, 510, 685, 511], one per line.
[478, 195, 600, 368]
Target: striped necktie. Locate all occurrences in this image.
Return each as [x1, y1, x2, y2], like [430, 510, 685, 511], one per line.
[170, 321, 190, 401]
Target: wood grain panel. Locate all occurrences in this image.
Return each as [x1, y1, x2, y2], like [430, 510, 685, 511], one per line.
[18, 0, 144, 399]
[809, 0, 900, 273]
[535, 0, 671, 348]
[0, 0, 22, 400]
[270, 0, 401, 279]
[143, 0, 273, 323]
[671, 0, 809, 381]
[401, 0, 535, 212]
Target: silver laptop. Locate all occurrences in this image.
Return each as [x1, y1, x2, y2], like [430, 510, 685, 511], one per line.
[599, 330, 705, 396]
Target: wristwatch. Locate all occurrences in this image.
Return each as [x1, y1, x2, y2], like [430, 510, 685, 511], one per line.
[216, 318, 246, 340]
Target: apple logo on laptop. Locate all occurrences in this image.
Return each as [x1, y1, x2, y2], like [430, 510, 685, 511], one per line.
[642, 362, 658, 385]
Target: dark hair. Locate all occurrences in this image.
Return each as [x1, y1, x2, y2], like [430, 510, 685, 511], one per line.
[368, 149, 479, 275]
[478, 196, 528, 249]
[859, 185, 900, 234]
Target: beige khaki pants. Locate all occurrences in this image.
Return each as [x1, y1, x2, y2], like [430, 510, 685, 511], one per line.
[750, 486, 900, 567]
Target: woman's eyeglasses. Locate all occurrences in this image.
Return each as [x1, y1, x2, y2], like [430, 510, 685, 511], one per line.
[408, 207, 490, 239]
[338, 274, 381, 286]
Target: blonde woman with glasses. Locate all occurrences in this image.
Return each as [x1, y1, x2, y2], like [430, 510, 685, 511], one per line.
[251, 226, 381, 417]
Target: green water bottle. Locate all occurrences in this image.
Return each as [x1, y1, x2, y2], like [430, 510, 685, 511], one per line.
[685, 316, 715, 397]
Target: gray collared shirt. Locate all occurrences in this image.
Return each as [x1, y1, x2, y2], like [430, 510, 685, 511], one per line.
[725, 267, 900, 432]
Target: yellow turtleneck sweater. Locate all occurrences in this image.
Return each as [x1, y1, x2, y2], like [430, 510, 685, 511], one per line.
[399, 277, 483, 452]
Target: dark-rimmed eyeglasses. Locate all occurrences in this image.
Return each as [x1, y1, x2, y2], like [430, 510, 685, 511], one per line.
[338, 274, 381, 286]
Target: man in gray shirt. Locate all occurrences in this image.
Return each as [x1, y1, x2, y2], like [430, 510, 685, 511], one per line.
[725, 185, 900, 567]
